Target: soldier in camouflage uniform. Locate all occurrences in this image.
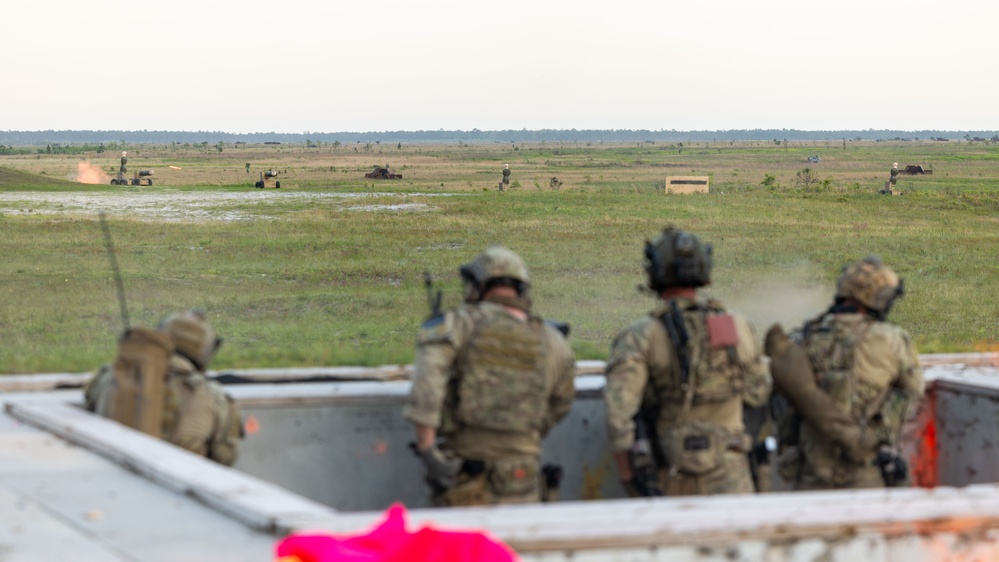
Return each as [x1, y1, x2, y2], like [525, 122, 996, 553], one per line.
[120, 151, 128, 174]
[775, 256, 923, 490]
[604, 227, 772, 497]
[501, 164, 511, 191]
[403, 246, 576, 507]
[85, 310, 244, 466]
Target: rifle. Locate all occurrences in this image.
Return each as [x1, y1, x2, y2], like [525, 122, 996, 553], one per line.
[544, 320, 571, 338]
[628, 411, 664, 496]
[662, 300, 691, 389]
[423, 271, 442, 318]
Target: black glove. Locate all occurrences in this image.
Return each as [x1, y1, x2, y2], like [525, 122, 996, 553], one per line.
[416, 445, 462, 492]
[876, 449, 908, 487]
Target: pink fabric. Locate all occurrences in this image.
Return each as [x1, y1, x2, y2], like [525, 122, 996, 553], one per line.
[275, 504, 520, 562]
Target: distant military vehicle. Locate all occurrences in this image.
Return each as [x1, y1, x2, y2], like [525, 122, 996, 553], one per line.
[364, 166, 402, 179]
[131, 170, 154, 186]
[110, 169, 153, 186]
[807, 155, 821, 163]
[255, 170, 280, 189]
[901, 165, 932, 175]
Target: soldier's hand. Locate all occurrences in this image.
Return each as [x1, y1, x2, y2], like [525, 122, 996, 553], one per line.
[764, 323, 791, 358]
[416, 445, 462, 491]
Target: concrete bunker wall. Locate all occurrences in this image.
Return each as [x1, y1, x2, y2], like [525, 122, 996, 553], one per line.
[231, 378, 622, 511]
[7, 353, 999, 561]
[664, 175, 710, 194]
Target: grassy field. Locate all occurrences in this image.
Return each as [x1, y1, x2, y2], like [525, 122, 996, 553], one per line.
[1, 140, 996, 374]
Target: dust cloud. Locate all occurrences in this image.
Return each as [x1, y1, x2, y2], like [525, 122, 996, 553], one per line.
[74, 161, 109, 184]
[723, 275, 833, 338]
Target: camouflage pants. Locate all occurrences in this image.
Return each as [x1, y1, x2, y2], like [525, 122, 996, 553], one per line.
[661, 451, 755, 496]
[794, 462, 885, 491]
[433, 457, 540, 507]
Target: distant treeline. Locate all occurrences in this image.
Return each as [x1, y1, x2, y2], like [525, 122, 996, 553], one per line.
[2, 129, 999, 146]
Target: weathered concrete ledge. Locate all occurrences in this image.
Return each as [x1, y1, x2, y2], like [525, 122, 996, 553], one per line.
[3, 353, 999, 561]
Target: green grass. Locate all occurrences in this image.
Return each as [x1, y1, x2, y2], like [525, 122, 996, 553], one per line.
[1, 140, 997, 374]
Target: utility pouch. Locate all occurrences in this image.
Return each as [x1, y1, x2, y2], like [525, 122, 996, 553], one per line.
[443, 473, 490, 507]
[662, 423, 727, 476]
[488, 459, 539, 497]
[108, 327, 173, 437]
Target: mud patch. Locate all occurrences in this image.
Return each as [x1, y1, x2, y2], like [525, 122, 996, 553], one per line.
[0, 191, 451, 221]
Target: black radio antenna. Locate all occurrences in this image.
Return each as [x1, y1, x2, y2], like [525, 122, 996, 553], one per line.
[99, 211, 131, 331]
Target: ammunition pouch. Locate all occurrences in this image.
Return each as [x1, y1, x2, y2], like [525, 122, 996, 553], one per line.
[440, 457, 540, 506]
[662, 423, 747, 476]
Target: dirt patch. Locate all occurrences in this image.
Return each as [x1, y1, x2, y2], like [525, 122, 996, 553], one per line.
[0, 191, 450, 221]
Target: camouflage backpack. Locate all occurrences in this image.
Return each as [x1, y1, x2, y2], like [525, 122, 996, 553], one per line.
[105, 327, 174, 437]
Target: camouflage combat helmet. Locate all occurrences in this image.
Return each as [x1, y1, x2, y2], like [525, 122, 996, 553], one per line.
[644, 227, 712, 291]
[460, 245, 530, 302]
[159, 309, 222, 370]
[835, 256, 905, 320]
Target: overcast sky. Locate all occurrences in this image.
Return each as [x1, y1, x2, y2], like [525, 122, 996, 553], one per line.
[5, 0, 997, 133]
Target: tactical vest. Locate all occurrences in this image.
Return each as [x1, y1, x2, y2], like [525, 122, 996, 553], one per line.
[648, 300, 746, 406]
[453, 310, 547, 434]
[162, 355, 217, 457]
[801, 315, 861, 420]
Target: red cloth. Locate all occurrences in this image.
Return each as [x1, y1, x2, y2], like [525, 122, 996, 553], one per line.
[275, 503, 520, 562]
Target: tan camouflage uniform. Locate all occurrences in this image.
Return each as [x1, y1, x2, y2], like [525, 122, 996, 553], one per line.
[84, 311, 242, 467]
[789, 312, 922, 490]
[85, 356, 242, 466]
[403, 297, 576, 507]
[605, 295, 771, 496]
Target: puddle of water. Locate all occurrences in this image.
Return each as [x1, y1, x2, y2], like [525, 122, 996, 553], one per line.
[0, 191, 450, 221]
